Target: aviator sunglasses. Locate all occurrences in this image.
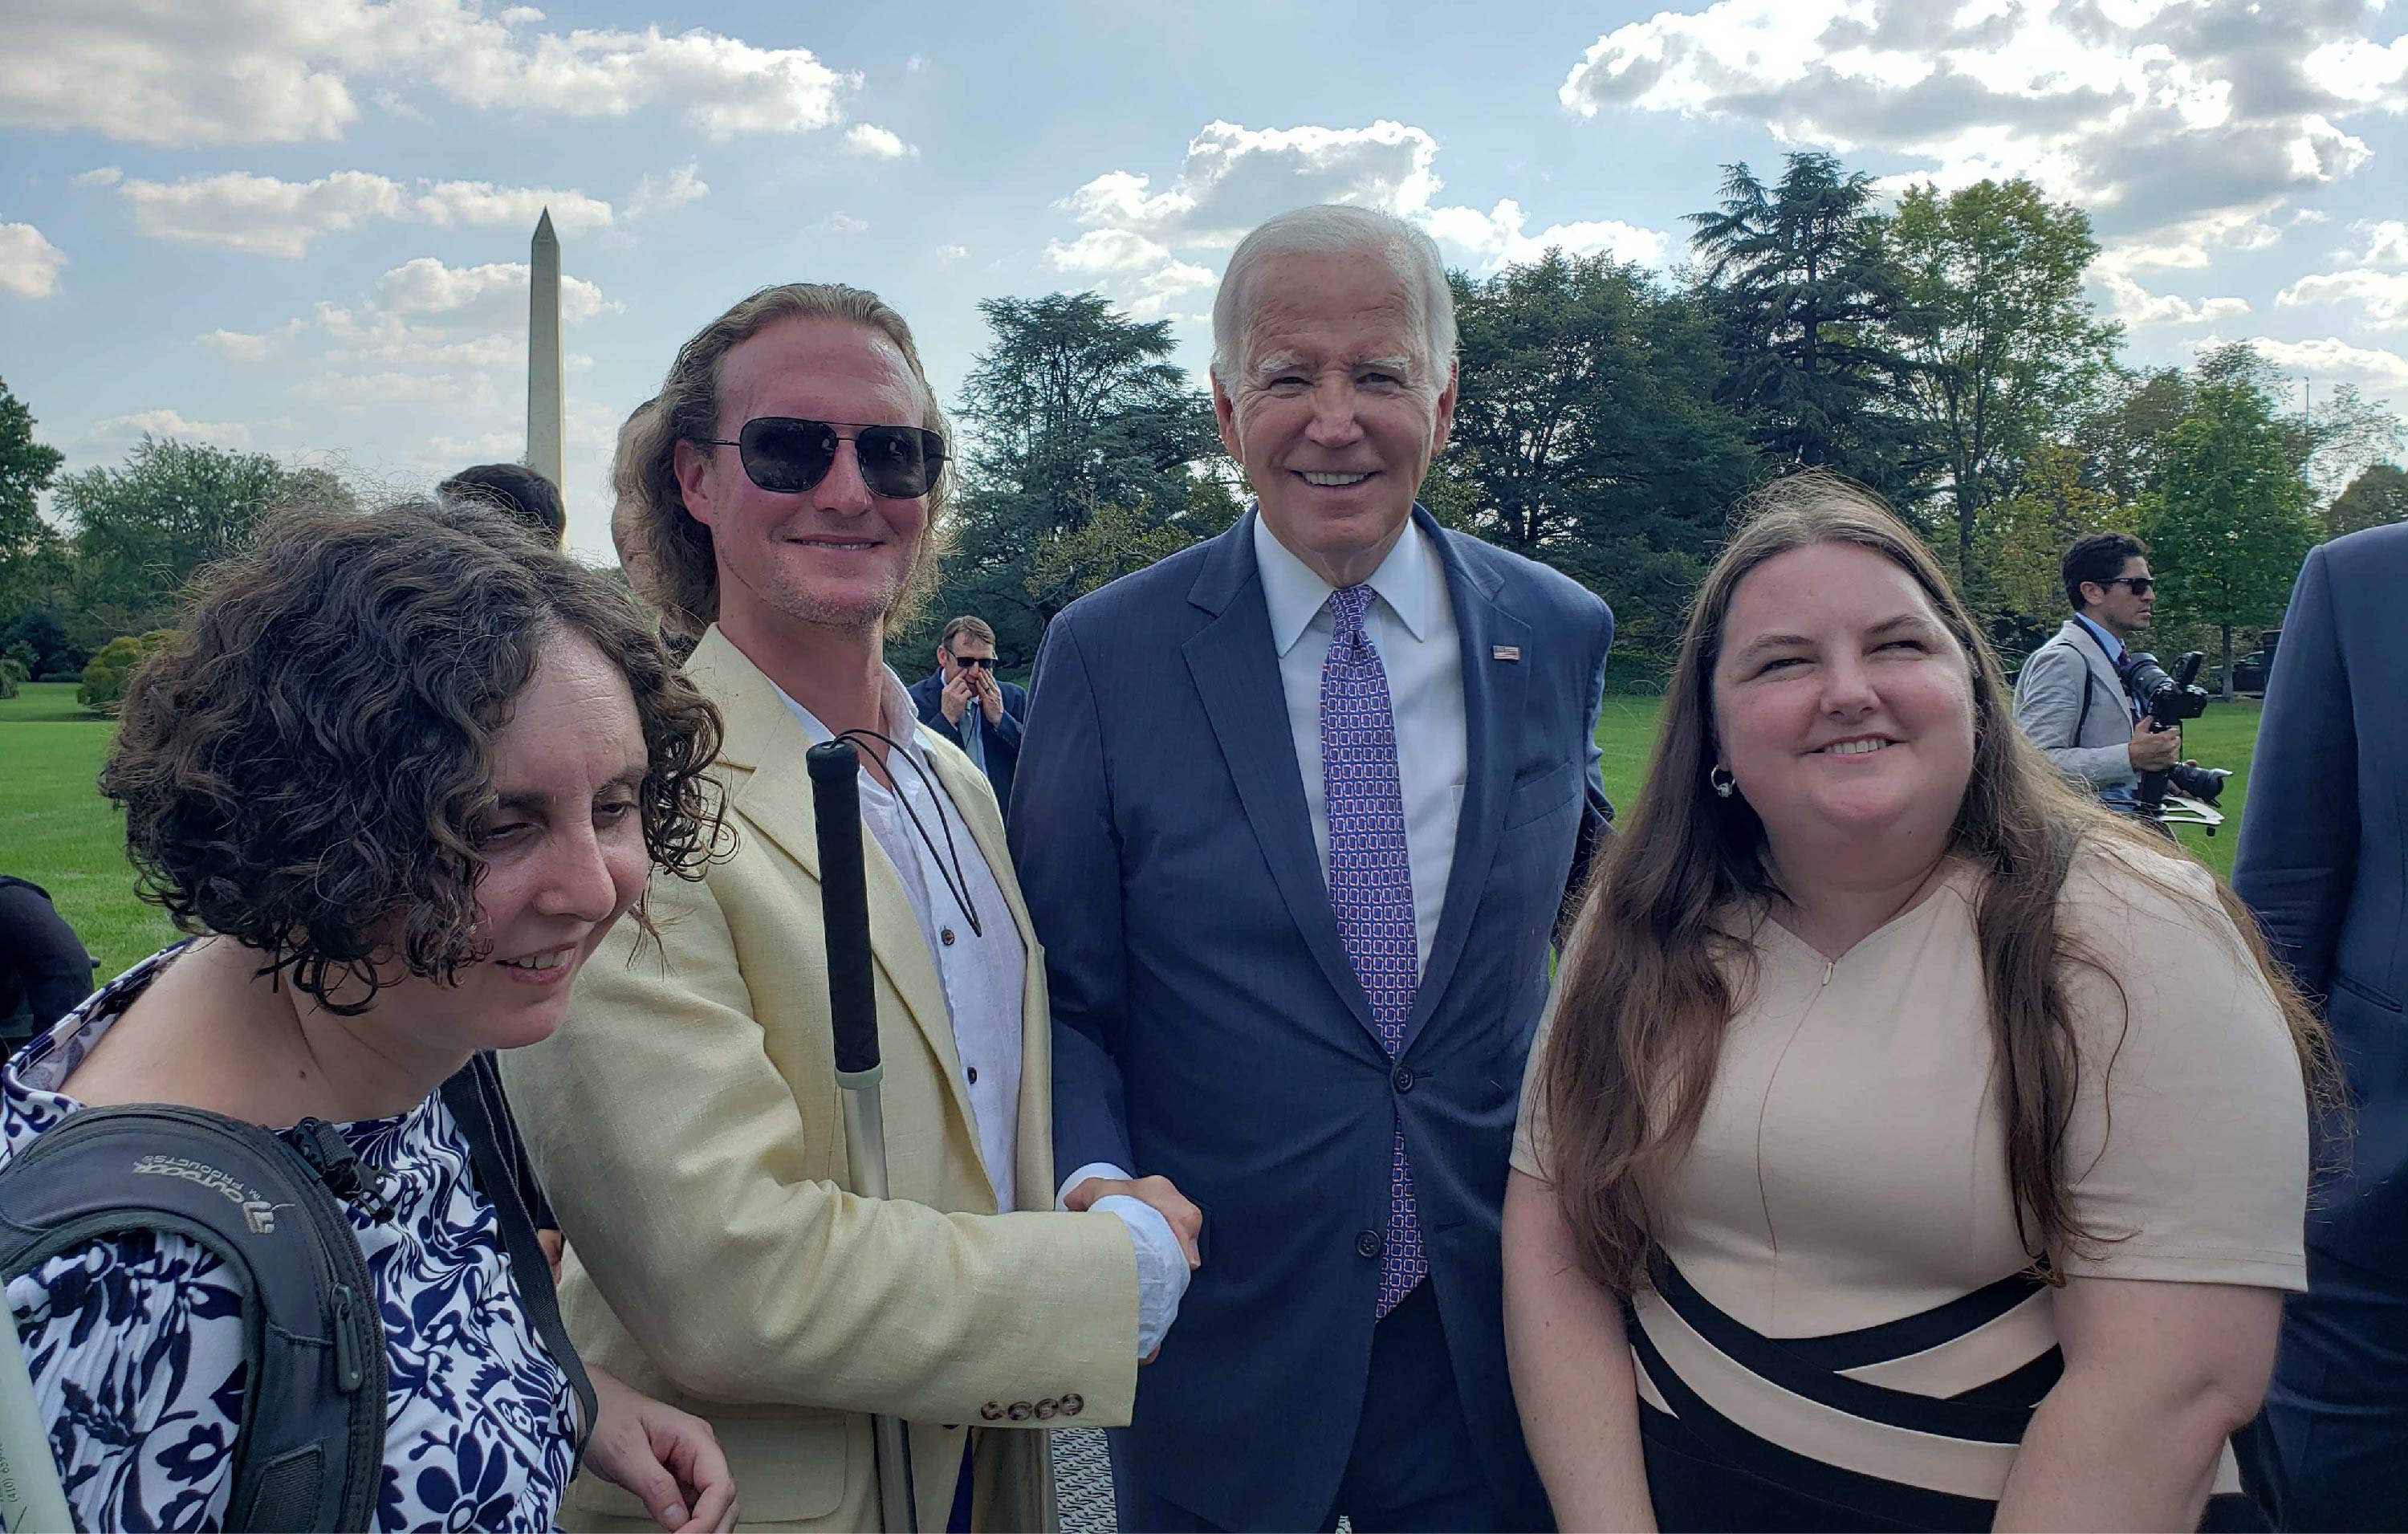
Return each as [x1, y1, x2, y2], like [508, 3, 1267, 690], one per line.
[702, 417, 947, 498]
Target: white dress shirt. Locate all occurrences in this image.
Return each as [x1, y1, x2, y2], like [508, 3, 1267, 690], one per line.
[777, 670, 1187, 1353]
[1253, 511, 1466, 975]
[1060, 515, 1470, 1297]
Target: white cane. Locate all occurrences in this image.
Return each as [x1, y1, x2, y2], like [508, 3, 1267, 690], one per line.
[807, 739, 920, 1534]
[0, 1300, 73, 1532]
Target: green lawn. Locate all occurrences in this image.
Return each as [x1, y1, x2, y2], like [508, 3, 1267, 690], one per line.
[0, 680, 2261, 983]
[0, 684, 180, 979]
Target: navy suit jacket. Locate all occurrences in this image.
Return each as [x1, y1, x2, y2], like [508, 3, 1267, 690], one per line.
[2234, 522, 2408, 1278]
[908, 669, 1028, 812]
[1007, 508, 1612, 1530]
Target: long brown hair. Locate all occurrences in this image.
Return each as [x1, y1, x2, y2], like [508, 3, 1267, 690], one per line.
[1538, 472, 2336, 1296]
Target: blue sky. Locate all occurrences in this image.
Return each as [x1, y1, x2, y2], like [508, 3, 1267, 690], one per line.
[5, 0, 2404, 561]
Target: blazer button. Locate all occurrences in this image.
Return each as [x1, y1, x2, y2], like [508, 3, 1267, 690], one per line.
[1035, 1398, 1059, 1421]
[1007, 1401, 1035, 1421]
[1393, 1065, 1414, 1093]
[1060, 1394, 1084, 1417]
[1356, 1230, 1383, 1259]
[966, 1064, 979, 1084]
[942, 926, 957, 946]
[979, 1402, 1004, 1422]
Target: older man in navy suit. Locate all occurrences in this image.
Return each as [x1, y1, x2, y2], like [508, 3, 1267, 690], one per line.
[2234, 520, 2408, 1531]
[1008, 205, 1612, 1532]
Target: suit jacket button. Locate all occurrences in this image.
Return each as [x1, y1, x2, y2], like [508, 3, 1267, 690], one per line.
[1035, 1398, 1059, 1420]
[979, 1402, 1004, 1422]
[942, 927, 957, 946]
[1393, 1065, 1413, 1093]
[1060, 1394, 1084, 1417]
[1356, 1230, 1383, 1259]
[1008, 1401, 1035, 1421]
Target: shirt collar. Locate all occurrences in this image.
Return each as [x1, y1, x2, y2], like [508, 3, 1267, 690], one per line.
[1251, 509, 1435, 658]
[770, 665, 929, 764]
[2071, 612, 2123, 665]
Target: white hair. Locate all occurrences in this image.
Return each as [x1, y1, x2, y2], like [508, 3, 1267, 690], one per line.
[1209, 205, 1457, 397]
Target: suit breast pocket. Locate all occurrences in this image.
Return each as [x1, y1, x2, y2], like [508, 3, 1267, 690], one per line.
[1501, 762, 1579, 831]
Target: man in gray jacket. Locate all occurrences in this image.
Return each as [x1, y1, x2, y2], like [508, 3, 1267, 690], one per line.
[2011, 531, 2182, 805]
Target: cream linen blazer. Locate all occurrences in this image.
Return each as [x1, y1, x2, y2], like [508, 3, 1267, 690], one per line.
[501, 628, 1140, 1532]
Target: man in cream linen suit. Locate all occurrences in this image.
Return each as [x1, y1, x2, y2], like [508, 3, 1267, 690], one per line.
[503, 283, 1198, 1532]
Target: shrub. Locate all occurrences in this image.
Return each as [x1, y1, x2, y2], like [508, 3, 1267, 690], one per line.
[0, 656, 25, 699]
[79, 630, 177, 716]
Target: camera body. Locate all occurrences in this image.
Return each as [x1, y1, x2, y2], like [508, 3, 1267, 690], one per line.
[2117, 649, 2231, 812]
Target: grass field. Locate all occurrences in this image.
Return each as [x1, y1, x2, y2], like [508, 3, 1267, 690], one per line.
[2, 681, 2261, 982]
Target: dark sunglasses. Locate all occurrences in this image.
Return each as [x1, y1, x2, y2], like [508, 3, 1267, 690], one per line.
[2101, 576, 2155, 596]
[702, 417, 946, 498]
[946, 653, 997, 670]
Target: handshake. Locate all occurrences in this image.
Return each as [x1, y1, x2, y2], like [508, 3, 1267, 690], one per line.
[1064, 1173, 1204, 1363]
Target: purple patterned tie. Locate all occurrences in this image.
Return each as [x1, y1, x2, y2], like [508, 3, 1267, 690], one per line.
[1321, 584, 1427, 1317]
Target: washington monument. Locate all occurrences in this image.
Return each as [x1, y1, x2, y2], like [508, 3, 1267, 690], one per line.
[526, 208, 564, 493]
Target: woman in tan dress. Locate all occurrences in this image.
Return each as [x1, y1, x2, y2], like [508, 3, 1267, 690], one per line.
[1503, 474, 2336, 1532]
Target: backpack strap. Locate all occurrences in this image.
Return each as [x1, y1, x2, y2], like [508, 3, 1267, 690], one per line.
[0, 1105, 384, 1532]
[441, 1056, 597, 1469]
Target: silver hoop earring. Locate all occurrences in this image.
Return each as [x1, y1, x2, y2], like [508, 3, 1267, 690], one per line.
[1709, 765, 1736, 799]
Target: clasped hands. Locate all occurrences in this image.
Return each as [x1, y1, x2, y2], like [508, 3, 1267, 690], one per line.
[1064, 1172, 1203, 1362]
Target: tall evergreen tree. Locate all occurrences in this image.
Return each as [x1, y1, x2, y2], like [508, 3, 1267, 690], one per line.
[1686, 153, 1926, 500]
[919, 293, 1230, 663]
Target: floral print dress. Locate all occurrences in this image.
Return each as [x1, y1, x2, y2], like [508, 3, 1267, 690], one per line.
[2, 946, 579, 1532]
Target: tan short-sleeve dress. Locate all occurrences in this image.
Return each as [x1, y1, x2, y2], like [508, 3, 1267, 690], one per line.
[1513, 848, 2308, 1525]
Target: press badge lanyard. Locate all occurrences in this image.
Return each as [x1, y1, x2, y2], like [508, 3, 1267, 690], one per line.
[832, 727, 984, 939]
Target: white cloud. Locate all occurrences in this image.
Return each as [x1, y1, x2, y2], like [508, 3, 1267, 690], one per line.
[1060, 120, 1445, 246]
[815, 211, 869, 234]
[1556, 0, 2398, 254]
[196, 319, 308, 361]
[1055, 117, 1676, 286]
[307, 369, 504, 412]
[1420, 199, 1668, 269]
[843, 124, 913, 158]
[102, 170, 610, 258]
[88, 409, 252, 448]
[1125, 260, 1218, 320]
[1044, 228, 1173, 271]
[0, 222, 67, 298]
[937, 243, 969, 261]
[2215, 335, 2408, 393]
[371, 258, 616, 326]
[0, 2, 865, 146]
[2343, 220, 2408, 267]
[628, 164, 708, 218]
[2099, 275, 2250, 327]
[71, 167, 121, 187]
[2277, 269, 2408, 329]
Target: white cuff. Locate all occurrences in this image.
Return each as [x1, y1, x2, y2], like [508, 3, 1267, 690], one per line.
[1092, 1194, 1190, 1358]
[1057, 1161, 1133, 1209]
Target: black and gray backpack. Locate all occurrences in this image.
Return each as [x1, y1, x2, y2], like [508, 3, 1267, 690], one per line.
[0, 1054, 594, 1531]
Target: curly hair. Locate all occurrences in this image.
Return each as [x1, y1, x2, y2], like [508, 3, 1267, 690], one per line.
[101, 498, 730, 1014]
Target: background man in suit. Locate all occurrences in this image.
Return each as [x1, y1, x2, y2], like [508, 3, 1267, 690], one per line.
[911, 616, 1028, 812]
[2232, 521, 2408, 1531]
[2011, 531, 2182, 809]
[503, 283, 1198, 1532]
[1010, 205, 1613, 1532]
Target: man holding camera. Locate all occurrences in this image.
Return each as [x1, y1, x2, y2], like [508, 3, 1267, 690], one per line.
[2013, 531, 2182, 810]
[910, 616, 1027, 813]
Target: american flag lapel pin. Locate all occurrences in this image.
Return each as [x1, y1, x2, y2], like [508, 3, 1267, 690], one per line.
[1492, 645, 1522, 662]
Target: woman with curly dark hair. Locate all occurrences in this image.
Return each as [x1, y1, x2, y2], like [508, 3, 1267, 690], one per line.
[1, 500, 738, 1532]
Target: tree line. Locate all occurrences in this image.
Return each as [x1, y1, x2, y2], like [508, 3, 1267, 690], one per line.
[6, 153, 2404, 700]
